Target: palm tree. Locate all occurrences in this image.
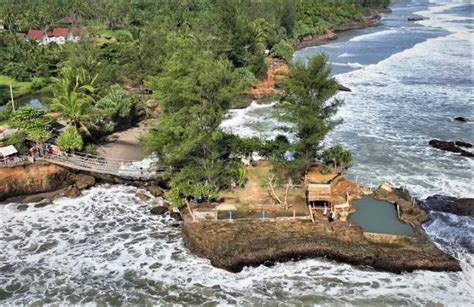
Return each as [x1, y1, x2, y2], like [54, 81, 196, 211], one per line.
[50, 67, 96, 134]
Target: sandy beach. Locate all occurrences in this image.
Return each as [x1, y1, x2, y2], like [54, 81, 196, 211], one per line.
[98, 121, 150, 160]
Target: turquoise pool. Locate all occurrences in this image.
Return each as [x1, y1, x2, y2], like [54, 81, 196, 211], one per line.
[349, 198, 414, 236]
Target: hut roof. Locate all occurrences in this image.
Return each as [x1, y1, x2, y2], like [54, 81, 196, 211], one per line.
[0, 145, 18, 157]
[307, 183, 332, 202]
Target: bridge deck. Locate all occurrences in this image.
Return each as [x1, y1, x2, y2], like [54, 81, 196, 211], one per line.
[1, 153, 164, 180]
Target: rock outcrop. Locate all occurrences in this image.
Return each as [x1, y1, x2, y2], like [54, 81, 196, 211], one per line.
[455, 141, 472, 148]
[150, 203, 169, 215]
[422, 195, 474, 217]
[182, 183, 460, 274]
[146, 185, 164, 197]
[429, 139, 474, 157]
[408, 15, 424, 21]
[337, 83, 352, 92]
[242, 58, 289, 102]
[454, 117, 469, 122]
[0, 162, 74, 201]
[73, 174, 96, 190]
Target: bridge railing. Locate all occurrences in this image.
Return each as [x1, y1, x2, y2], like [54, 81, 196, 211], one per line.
[0, 151, 166, 179]
[41, 152, 165, 179]
[0, 156, 32, 167]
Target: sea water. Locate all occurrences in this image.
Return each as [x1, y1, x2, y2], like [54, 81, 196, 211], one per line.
[0, 185, 473, 305]
[1, 0, 473, 305]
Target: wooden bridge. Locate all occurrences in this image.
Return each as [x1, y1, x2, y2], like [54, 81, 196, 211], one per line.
[1, 152, 165, 180]
[42, 152, 165, 180]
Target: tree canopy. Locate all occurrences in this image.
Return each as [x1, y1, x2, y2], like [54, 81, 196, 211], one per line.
[274, 54, 345, 179]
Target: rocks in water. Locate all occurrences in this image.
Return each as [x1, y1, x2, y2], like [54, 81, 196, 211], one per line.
[26, 195, 46, 203]
[454, 117, 469, 122]
[149, 203, 182, 221]
[150, 204, 169, 215]
[34, 200, 51, 208]
[17, 204, 29, 211]
[337, 83, 352, 92]
[421, 195, 474, 217]
[455, 141, 472, 148]
[65, 186, 81, 198]
[136, 192, 151, 202]
[408, 15, 424, 21]
[170, 211, 183, 221]
[429, 139, 474, 157]
[146, 186, 164, 198]
[74, 174, 96, 190]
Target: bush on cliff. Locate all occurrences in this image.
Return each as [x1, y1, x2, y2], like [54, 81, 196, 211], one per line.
[8, 106, 52, 145]
[322, 145, 353, 172]
[56, 125, 83, 153]
[271, 40, 294, 63]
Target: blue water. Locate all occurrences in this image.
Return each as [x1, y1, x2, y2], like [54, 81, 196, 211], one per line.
[1, 1, 473, 305]
[0, 97, 47, 112]
[349, 198, 414, 236]
[294, 0, 474, 198]
[295, 1, 449, 75]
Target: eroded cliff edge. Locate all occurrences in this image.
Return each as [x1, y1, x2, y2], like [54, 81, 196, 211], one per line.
[182, 185, 461, 274]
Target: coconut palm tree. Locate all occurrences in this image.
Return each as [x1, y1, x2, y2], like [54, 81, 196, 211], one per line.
[50, 67, 96, 134]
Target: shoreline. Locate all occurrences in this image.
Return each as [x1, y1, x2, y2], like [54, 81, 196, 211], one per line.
[0, 161, 464, 275]
[181, 179, 461, 274]
[240, 8, 391, 105]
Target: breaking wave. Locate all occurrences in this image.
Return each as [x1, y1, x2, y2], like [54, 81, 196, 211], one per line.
[0, 186, 472, 305]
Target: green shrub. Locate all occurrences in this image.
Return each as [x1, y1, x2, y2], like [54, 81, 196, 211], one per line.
[31, 77, 47, 91]
[320, 165, 331, 175]
[56, 125, 83, 152]
[114, 30, 133, 43]
[84, 144, 99, 155]
[237, 165, 247, 188]
[271, 40, 294, 63]
[322, 145, 353, 171]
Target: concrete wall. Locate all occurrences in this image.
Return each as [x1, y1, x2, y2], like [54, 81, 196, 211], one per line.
[363, 232, 414, 244]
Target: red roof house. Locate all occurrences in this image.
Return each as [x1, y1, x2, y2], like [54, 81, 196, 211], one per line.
[27, 30, 48, 43]
[52, 27, 70, 38]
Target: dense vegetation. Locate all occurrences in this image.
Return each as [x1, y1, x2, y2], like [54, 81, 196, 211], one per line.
[0, 0, 384, 204]
[0, 0, 390, 89]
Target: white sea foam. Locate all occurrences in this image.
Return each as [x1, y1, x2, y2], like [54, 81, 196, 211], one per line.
[2, 1, 473, 305]
[339, 52, 355, 58]
[329, 61, 366, 69]
[220, 101, 287, 139]
[0, 186, 472, 305]
[328, 0, 474, 198]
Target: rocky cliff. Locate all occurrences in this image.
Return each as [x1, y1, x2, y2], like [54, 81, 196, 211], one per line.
[0, 162, 74, 201]
[182, 185, 461, 274]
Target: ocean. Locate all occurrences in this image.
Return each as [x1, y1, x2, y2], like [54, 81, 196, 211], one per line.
[1, 0, 473, 305]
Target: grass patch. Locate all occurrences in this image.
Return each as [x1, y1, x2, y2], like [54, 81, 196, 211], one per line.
[0, 75, 33, 105]
[247, 163, 273, 188]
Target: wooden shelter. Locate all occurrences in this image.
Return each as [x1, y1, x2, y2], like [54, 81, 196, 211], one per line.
[306, 183, 332, 203]
[304, 164, 335, 222]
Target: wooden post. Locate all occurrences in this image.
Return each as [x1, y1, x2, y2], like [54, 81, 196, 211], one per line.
[10, 84, 15, 111]
[185, 199, 195, 221]
[308, 205, 314, 223]
[293, 209, 296, 219]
